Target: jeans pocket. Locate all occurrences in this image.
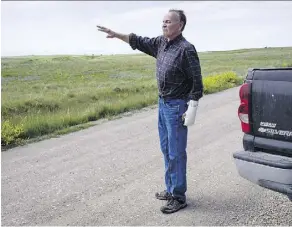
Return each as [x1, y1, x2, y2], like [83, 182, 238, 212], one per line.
[164, 100, 180, 109]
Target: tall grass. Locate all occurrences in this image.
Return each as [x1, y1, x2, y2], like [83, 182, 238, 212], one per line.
[1, 47, 292, 147]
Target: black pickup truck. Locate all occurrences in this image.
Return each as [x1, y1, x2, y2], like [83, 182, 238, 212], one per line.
[233, 67, 292, 201]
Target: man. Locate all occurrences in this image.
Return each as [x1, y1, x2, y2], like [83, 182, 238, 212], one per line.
[97, 9, 203, 214]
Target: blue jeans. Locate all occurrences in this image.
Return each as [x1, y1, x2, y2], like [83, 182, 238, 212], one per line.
[158, 97, 188, 202]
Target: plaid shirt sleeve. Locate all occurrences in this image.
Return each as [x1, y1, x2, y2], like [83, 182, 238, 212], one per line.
[129, 33, 162, 58]
[183, 46, 204, 101]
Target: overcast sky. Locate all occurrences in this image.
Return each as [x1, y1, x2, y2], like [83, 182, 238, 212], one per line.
[1, 1, 292, 56]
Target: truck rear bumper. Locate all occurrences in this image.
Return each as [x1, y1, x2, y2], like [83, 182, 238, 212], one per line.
[233, 150, 292, 195]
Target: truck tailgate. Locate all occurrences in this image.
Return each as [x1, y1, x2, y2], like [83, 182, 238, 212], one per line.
[251, 69, 292, 142]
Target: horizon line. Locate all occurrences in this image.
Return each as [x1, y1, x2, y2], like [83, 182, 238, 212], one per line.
[1, 46, 291, 58]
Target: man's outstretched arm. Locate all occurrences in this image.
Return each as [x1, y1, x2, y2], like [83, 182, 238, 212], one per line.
[97, 25, 162, 58]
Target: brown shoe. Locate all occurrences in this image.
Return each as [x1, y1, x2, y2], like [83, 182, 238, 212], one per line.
[160, 198, 187, 214]
[155, 190, 172, 200]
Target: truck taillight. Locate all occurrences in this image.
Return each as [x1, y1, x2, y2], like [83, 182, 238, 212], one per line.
[238, 83, 250, 133]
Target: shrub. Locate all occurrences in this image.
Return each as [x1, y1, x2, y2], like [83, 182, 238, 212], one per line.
[282, 62, 292, 67]
[1, 120, 24, 146]
[203, 71, 243, 94]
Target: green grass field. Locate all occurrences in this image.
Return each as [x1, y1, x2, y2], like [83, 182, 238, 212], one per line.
[1, 46, 292, 147]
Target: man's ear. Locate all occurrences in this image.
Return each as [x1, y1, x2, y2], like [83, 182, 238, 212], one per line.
[179, 22, 184, 31]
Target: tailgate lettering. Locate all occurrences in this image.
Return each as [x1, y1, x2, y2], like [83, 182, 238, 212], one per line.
[260, 122, 277, 128]
[258, 127, 292, 137]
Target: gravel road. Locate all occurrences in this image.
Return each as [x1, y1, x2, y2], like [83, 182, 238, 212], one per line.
[2, 87, 292, 226]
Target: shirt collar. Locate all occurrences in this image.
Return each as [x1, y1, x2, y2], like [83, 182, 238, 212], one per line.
[167, 33, 183, 45]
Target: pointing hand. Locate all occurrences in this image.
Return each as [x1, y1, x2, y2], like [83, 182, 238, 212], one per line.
[96, 25, 116, 38]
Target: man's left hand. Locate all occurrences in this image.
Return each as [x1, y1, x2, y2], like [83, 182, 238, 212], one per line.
[183, 100, 198, 126]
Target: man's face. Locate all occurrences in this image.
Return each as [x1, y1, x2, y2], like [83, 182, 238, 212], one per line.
[162, 12, 183, 39]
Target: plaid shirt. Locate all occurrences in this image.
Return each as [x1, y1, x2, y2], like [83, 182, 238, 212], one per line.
[129, 33, 203, 101]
